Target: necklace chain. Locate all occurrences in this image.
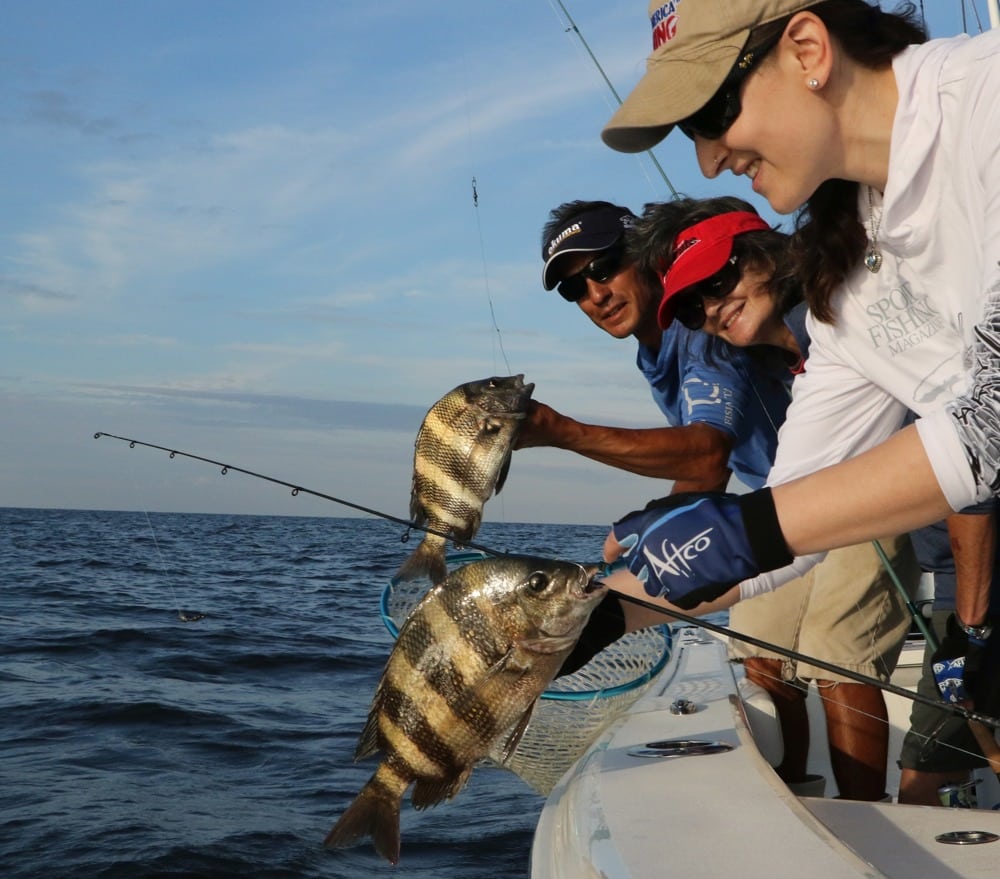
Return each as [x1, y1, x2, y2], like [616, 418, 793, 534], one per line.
[865, 185, 883, 273]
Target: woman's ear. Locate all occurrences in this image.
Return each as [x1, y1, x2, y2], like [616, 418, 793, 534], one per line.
[782, 11, 834, 90]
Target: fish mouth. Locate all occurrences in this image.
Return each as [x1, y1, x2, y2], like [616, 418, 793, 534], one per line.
[584, 577, 608, 595]
[577, 564, 609, 597]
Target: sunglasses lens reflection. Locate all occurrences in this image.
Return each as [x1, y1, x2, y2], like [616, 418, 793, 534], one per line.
[557, 246, 624, 302]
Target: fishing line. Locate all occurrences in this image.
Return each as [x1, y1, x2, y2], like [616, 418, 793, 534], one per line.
[470, 177, 513, 377]
[138, 509, 205, 623]
[456, 35, 511, 377]
[746, 656, 992, 769]
[617, 590, 1000, 730]
[119, 445, 206, 623]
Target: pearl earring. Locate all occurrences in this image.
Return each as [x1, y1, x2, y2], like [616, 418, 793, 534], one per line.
[807, 78, 820, 89]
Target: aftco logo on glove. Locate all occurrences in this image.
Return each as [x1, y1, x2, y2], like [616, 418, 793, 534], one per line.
[643, 527, 715, 584]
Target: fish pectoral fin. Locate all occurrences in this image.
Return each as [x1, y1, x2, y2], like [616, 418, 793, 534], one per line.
[411, 765, 474, 809]
[474, 647, 526, 680]
[493, 449, 514, 495]
[494, 703, 537, 764]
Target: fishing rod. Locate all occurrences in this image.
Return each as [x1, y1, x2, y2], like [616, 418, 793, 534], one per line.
[95, 430, 995, 728]
[93, 431, 508, 558]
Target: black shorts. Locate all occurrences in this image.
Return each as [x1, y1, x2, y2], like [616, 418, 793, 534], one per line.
[897, 610, 990, 773]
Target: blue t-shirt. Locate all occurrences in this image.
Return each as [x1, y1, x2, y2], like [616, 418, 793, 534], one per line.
[636, 322, 791, 490]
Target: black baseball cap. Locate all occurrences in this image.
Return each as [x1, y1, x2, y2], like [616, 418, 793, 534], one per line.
[542, 205, 635, 290]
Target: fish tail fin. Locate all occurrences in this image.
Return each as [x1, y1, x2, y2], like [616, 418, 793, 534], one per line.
[395, 535, 448, 585]
[324, 776, 402, 865]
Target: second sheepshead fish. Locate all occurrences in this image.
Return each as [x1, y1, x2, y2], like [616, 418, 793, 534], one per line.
[323, 555, 606, 864]
[396, 375, 534, 585]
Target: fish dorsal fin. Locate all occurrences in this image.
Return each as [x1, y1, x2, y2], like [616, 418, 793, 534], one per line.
[354, 706, 382, 761]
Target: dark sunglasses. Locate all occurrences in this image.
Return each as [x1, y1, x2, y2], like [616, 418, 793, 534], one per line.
[557, 244, 627, 302]
[676, 33, 782, 141]
[671, 255, 742, 330]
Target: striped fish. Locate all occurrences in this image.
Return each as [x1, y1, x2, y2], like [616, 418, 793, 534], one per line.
[396, 375, 534, 585]
[323, 555, 606, 864]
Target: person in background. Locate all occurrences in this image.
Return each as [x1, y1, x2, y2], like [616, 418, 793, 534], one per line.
[530, 197, 918, 800]
[897, 511, 1000, 805]
[634, 194, 1000, 805]
[597, 1, 999, 719]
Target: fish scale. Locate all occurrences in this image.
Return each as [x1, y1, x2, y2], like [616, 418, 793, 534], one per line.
[324, 555, 606, 864]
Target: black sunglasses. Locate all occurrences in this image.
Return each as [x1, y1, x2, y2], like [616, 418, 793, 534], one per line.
[676, 33, 782, 141]
[557, 244, 627, 302]
[672, 256, 742, 330]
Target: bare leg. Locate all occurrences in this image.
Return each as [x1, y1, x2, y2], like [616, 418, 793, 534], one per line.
[744, 657, 810, 781]
[820, 681, 889, 801]
[898, 768, 970, 805]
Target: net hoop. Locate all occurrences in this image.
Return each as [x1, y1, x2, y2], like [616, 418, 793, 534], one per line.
[380, 552, 672, 794]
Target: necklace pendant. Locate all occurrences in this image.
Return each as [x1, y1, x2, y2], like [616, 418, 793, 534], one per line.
[864, 247, 883, 274]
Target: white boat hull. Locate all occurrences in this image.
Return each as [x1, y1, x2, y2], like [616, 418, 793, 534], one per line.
[531, 625, 1000, 879]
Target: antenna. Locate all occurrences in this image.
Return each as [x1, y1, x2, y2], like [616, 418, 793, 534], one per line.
[552, 0, 679, 199]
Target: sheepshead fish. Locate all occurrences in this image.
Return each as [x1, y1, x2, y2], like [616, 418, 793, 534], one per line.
[323, 555, 606, 864]
[397, 375, 534, 585]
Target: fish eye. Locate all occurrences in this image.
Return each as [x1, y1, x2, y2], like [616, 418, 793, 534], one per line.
[525, 572, 550, 593]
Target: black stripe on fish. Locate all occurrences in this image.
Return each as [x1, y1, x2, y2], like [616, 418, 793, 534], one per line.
[377, 684, 470, 778]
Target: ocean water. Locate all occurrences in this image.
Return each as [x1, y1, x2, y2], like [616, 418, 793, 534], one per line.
[0, 507, 615, 878]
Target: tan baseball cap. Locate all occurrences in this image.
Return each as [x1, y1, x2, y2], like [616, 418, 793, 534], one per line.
[602, 0, 816, 153]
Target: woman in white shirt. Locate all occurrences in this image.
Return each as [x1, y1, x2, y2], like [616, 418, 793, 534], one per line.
[599, 1, 999, 688]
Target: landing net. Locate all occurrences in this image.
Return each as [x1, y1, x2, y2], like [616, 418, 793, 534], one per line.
[380, 552, 672, 795]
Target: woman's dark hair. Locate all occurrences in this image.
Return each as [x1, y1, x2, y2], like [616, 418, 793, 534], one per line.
[630, 195, 799, 315]
[749, 1, 927, 323]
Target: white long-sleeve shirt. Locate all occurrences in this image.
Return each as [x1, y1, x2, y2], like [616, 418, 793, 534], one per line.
[741, 29, 1000, 599]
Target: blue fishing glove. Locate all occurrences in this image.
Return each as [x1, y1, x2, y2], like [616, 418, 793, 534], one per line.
[931, 614, 990, 705]
[610, 490, 793, 610]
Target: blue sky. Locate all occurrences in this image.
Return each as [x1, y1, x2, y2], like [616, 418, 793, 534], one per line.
[0, 1, 985, 526]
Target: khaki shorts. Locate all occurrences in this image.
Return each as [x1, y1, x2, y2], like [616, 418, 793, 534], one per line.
[727, 534, 920, 683]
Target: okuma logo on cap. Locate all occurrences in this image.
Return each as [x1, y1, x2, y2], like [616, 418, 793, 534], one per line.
[650, 1, 682, 49]
[547, 222, 582, 257]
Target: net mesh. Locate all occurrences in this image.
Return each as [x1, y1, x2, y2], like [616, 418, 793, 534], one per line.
[380, 553, 671, 795]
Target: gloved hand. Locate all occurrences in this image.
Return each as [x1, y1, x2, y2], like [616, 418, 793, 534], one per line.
[931, 614, 990, 705]
[605, 489, 794, 610]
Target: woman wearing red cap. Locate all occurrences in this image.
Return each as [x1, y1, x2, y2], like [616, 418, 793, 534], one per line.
[636, 197, 925, 802]
[600, 1, 1000, 716]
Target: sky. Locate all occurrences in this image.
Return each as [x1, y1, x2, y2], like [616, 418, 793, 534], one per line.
[0, 1, 989, 527]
